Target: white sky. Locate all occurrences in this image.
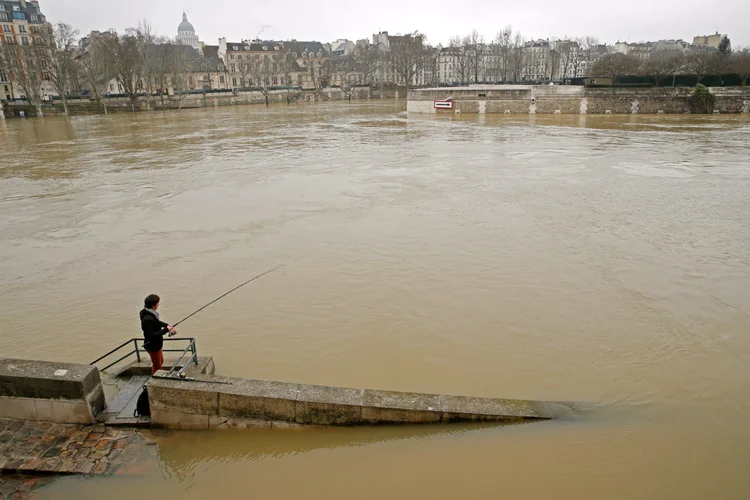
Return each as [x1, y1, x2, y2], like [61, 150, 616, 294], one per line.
[43, 0, 749, 48]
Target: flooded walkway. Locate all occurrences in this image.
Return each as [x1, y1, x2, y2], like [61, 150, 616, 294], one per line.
[0, 419, 155, 477]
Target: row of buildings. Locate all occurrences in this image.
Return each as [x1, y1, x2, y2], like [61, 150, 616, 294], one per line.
[0, 0, 735, 102]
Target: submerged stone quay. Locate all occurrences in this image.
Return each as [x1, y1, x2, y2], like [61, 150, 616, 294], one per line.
[148, 371, 574, 430]
[0, 419, 154, 476]
[407, 85, 750, 115]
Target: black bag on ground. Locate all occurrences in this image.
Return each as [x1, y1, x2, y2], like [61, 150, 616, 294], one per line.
[134, 385, 150, 417]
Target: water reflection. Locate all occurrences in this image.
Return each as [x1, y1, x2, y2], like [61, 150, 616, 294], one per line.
[154, 422, 524, 474]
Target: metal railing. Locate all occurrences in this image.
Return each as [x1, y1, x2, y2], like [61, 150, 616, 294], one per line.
[90, 337, 198, 373]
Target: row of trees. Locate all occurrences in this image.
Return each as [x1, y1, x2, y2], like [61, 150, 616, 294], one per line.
[591, 44, 750, 86]
[441, 28, 601, 84]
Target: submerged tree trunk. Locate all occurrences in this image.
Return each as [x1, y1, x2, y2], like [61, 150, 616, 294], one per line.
[61, 93, 69, 116]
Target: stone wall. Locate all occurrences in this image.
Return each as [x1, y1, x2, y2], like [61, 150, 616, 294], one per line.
[0, 359, 105, 425]
[147, 372, 572, 430]
[407, 85, 750, 115]
[1, 87, 403, 118]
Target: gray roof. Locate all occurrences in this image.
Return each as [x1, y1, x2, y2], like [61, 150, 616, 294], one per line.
[203, 45, 219, 59]
[0, 0, 46, 24]
[226, 41, 283, 52]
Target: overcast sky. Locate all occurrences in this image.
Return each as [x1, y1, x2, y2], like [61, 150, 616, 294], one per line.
[44, 0, 749, 48]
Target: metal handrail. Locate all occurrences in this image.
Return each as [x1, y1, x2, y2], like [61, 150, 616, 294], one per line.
[164, 338, 198, 379]
[91, 337, 198, 372]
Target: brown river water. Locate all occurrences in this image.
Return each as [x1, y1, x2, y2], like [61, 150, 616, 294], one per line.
[1, 103, 749, 499]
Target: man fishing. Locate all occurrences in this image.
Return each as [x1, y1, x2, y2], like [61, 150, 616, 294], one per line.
[140, 294, 176, 375]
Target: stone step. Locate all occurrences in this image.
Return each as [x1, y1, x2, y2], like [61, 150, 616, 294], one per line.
[104, 375, 149, 418]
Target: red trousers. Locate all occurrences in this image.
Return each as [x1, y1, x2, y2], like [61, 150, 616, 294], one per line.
[148, 350, 164, 375]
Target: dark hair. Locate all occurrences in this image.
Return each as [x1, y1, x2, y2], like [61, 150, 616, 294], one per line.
[144, 294, 160, 309]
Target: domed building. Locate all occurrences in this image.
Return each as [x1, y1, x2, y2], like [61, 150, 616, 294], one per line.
[176, 12, 200, 50]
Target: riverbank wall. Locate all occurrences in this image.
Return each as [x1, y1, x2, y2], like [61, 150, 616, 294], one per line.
[0, 87, 403, 118]
[407, 85, 750, 115]
[147, 371, 573, 430]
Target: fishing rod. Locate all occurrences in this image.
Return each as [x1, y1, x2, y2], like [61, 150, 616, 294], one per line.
[172, 264, 285, 328]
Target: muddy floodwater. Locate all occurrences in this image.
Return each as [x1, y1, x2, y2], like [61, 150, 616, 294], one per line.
[1, 103, 749, 499]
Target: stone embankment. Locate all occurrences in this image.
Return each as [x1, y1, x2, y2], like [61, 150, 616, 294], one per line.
[407, 85, 750, 114]
[148, 371, 573, 430]
[1, 87, 403, 118]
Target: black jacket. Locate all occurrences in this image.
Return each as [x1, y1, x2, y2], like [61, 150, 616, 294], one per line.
[140, 309, 169, 353]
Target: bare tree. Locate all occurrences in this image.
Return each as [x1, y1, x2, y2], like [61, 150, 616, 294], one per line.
[422, 45, 440, 86]
[578, 36, 600, 76]
[199, 57, 218, 90]
[153, 40, 173, 108]
[589, 53, 642, 79]
[493, 26, 515, 82]
[728, 48, 750, 86]
[553, 39, 575, 81]
[236, 55, 252, 88]
[79, 34, 114, 114]
[133, 20, 157, 110]
[645, 50, 684, 87]
[685, 50, 720, 85]
[352, 43, 378, 85]
[509, 33, 527, 82]
[389, 31, 426, 90]
[169, 45, 191, 109]
[100, 31, 142, 103]
[0, 47, 7, 119]
[3, 44, 48, 117]
[447, 35, 469, 84]
[42, 22, 79, 116]
[464, 30, 486, 83]
[249, 55, 274, 105]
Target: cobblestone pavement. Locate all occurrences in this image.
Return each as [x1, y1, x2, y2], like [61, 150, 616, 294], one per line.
[0, 419, 155, 479]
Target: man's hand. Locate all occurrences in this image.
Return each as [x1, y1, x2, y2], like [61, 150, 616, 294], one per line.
[167, 325, 176, 337]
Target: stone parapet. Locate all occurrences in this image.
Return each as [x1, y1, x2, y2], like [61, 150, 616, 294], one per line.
[407, 85, 750, 115]
[148, 373, 573, 430]
[0, 359, 105, 424]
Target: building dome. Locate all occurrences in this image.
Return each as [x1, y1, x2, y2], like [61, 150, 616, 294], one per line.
[178, 12, 194, 33]
[176, 12, 200, 50]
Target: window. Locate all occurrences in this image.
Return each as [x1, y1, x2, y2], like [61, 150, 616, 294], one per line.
[219, 76, 225, 84]
[232, 77, 237, 86]
[229, 54, 234, 60]
[110, 84, 114, 91]
[5, 36, 13, 44]
[230, 64, 235, 72]
[273, 77, 278, 85]
[21, 36, 28, 45]
[2, 24, 9, 32]
[0, 4, 4, 10]
[12, 12, 25, 20]
[19, 25, 26, 32]
[30, 15, 37, 22]
[0, 13, 7, 21]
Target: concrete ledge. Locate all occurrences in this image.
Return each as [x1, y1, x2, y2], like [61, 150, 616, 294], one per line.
[295, 385, 364, 425]
[0, 359, 105, 424]
[148, 374, 574, 429]
[220, 379, 299, 421]
[0, 359, 101, 401]
[362, 390, 442, 424]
